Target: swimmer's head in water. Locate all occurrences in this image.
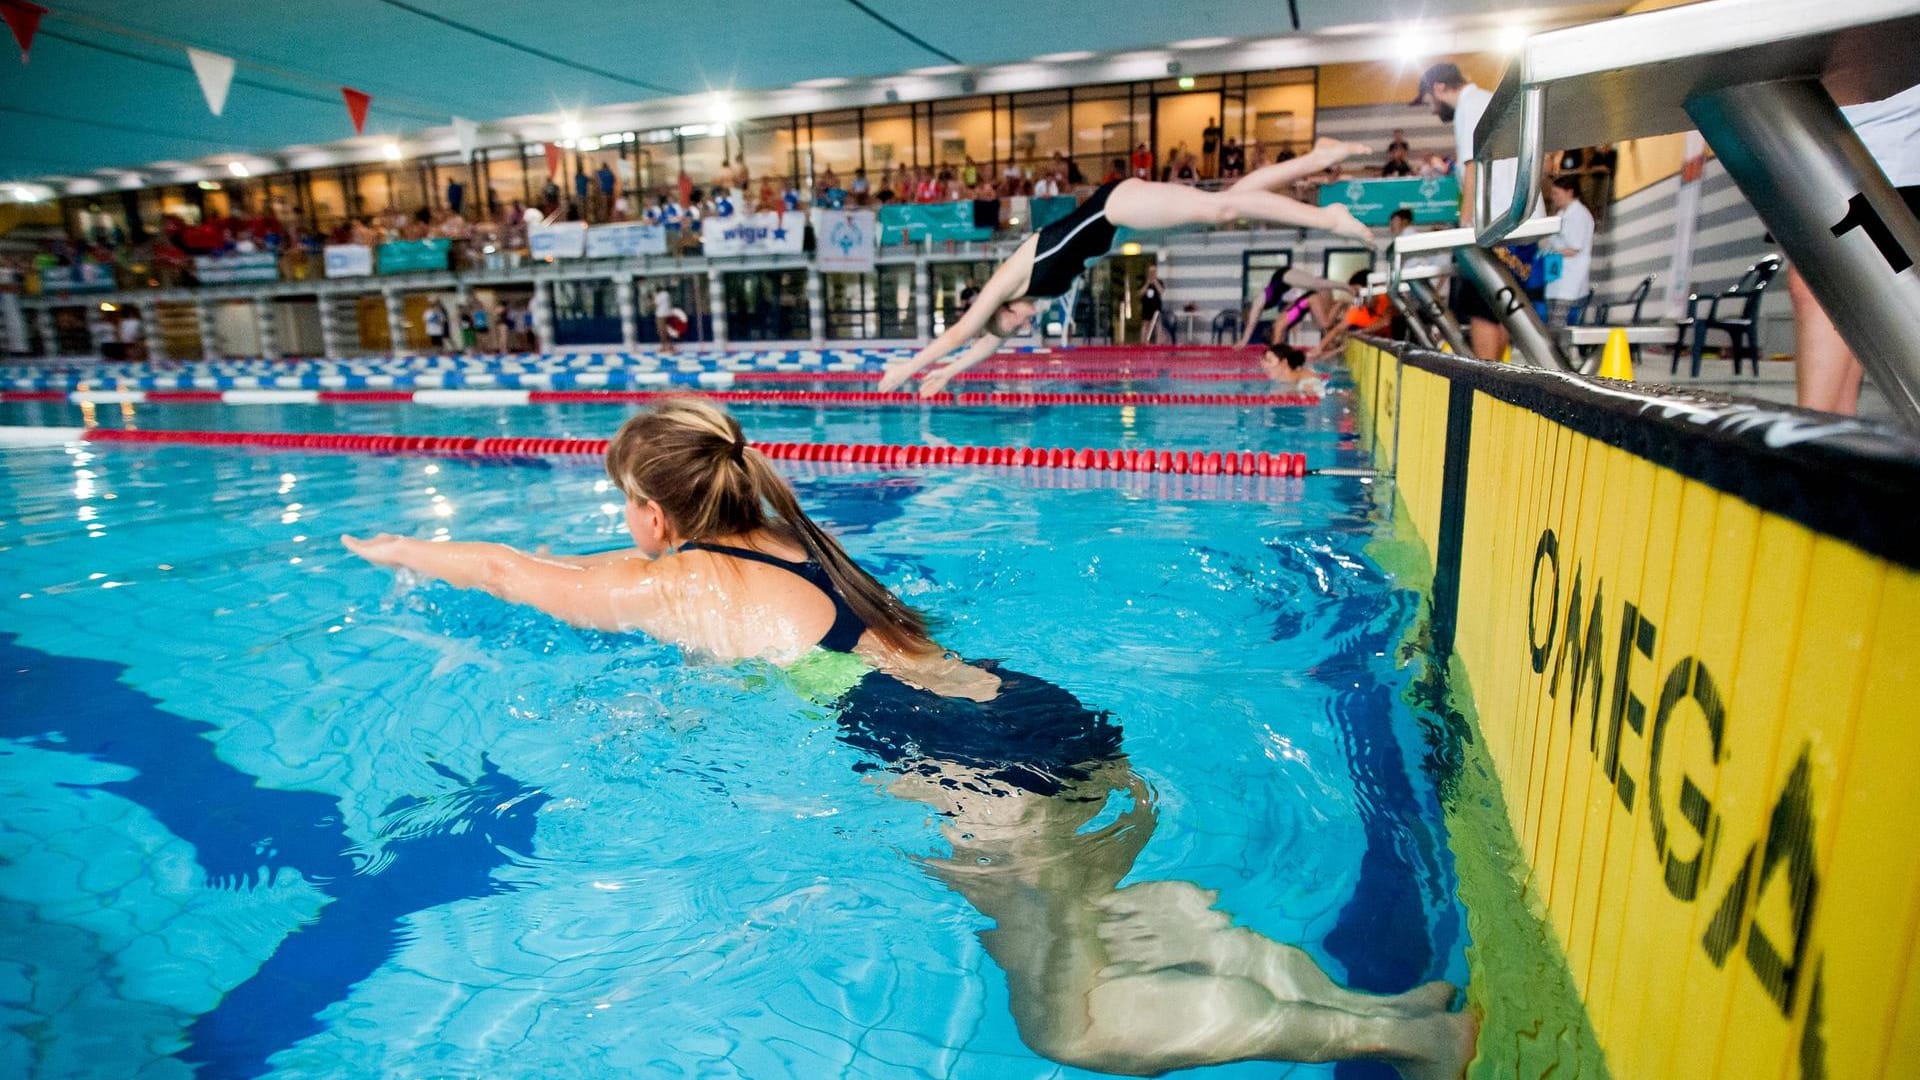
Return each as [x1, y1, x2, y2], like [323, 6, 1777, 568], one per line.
[606, 399, 933, 651]
[1264, 343, 1308, 371]
[992, 299, 1038, 337]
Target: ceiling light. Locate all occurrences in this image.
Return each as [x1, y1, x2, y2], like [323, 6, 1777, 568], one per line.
[560, 117, 581, 139]
[227, 161, 249, 178]
[1497, 23, 1530, 54]
[196, 180, 221, 190]
[1394, 27, 1428, 63]
[1177, 75, 1196, 89]
[382, 142, 402, 161]
[1171, 37, 1233, 49]
[1034, 51, 1094, 63]
[11, 185, 38, 201]
[795, 76, 851, 88]
[906, 64, 965, 76]
[711, 93, 734, 129]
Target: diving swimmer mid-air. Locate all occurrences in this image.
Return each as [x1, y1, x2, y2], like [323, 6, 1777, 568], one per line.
[879, 137, 1378, 397]
[342, 399, 1477, 1080]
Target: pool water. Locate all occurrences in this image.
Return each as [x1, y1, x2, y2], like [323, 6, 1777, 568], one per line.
[0, 394, 1468, 1079]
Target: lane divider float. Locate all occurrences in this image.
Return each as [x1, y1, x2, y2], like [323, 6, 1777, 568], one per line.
[3, 388, 1319, 408]
[75, 427, 1314, 476]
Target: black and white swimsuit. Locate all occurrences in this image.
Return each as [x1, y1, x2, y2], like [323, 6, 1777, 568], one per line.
[1024, 180, 1122, 299]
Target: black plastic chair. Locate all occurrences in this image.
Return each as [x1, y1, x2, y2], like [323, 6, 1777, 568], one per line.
[1594, 275, 1653, 325]
[1671, 256, 1782, 376]
[1211, 309, 1241, 345]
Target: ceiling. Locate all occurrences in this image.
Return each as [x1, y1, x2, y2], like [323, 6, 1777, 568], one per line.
[0, 0, 1627, 191]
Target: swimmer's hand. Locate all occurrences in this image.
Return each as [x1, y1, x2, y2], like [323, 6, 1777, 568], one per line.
[1309, 137, 1372, 166]
[877, 361, 921, 394]
[342, 532, 416, 567]
[919, 365, 959, 398]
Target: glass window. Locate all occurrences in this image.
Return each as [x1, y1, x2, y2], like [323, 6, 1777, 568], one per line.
[824, 272, 877, 339]
[929, 96, 995, 179]
[811, 109, 862, 187]
[679, 130, 728, 193]
[1011, 90, 1068, 181]
[737, 119, 788, 195]
[1322, 247, 1374, 285]
[877, 264, 914, 338]
[929, 260, 996, 335]
[552, 280, 622, 345]
[1070, 89, 1135, 185]
[1247, 80, 1317, 162]
[1241, 249, 1293, 307]
[863, 105, 914, 194]
[724, 269, 807, 341]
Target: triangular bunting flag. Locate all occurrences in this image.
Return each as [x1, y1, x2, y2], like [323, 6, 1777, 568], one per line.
[1, 0, 47, 63]
[452, 116, 478, 161]
[543, 142, 563, 178]
[187, 48, 235, 116]
[341, 86, 371, 135]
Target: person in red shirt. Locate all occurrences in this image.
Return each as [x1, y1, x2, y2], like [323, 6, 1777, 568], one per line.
[1102, 158, 1126, 185]
[1129, 143, 1153, 179]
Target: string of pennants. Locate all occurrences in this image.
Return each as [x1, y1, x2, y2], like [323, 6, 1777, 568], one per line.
[0, 0, 481, 157]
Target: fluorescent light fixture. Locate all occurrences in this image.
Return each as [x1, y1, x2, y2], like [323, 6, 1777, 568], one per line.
[227, 161, 249, 177]
[1497, 23, 1530, 53]
[10, 185, 37, 201]
[1177, 75, 1196, 89]
[1394, 27, 1428, 62]
[795, 76, 851, 88]
[711, 93, 734, 128]
[906, 64, 965, 76]
[196, 180, 221, 190]
[1171, 37, 1233, 49]
[1034, 50, 1095, 63]
[560, 117, 581, 139]
[382, 142, 402, 161]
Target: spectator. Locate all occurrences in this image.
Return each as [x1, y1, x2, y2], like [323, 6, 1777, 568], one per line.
[1247, 142, 1269, 171]
[1220, 138, 1245, 180]
[1276, 142, 1296, 163]
[425, 301, 449, 351]
[1541, 175, 1595, 328]
[541, 175, 561, 212]
[1388, 129, 1410, 154]
[1033, 171, 1060, 198]
[1417, 60, 1525, 359]
[851, 167, 870, 204]
[1130, 142, 1153, 179]
[962, 157, 980, 188]
[458, 304, 474, 351]
[471, 301, 491, 351]
[117, 307, 145, 361]
[596, 160, 616, 218]
[1139, 262, 1167, 343]
[1174, 153, 1199, 183]
[1065, 155, 1085, 186]
[877, 169, 897, 204]
[1202, 117, 1222, 177]
[1419, 153, 1450, 177]
[1103, 157, 1127, 184]
[757, 178, 779, 212]
[1380, 144, 1415, 177]
[574, 167, 590, 209]
[677, 169, 694, 206]
[652, 281, 676, 354]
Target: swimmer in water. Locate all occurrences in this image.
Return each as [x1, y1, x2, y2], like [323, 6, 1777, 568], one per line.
[343, 399, 1476, 1079]
[879, 138, 1378, 398]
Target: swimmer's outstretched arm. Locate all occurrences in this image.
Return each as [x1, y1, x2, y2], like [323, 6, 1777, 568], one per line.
[919, 333, 1006, 397]
[878, 241, 1034, 393]
[343, 534, 661, 633]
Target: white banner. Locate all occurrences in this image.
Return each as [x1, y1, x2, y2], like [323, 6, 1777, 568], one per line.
[323, 244, 374, 278]
[702, 211, 806, 257]
[585, 221, 668, 258]
[814, 209, 877, 272]
[452, 116, 479, 162]
[1665, 130, 1708, 318]
[529, 221, 588, 260]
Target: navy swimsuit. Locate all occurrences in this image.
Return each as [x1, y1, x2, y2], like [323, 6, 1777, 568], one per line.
[1024, 180, 1121, 299]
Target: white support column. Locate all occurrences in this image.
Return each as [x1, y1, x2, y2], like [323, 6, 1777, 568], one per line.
[531, 278, 555, 353]
[453, 282, 473, 354]
[318, 292, 345, 360]
[706, 268, 728, 349]
[912, 259, 931, 343]
[383, 288, 408, 359]
[141, 304, 167, 361]
[253, 297, 279, 360]
[805, 265, 826, 346]
[614, 272, 638, 351]
[35, 308, 57, 358]
[195, 300, 220, 360]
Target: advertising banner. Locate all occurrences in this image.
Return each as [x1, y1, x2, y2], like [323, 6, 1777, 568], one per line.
[585, 222, 668, 259]
[194, 252, 280, 284]
[529, 222, 588, 260]
[376, 238, 451, 275]
[813, 210, 877, 273]
[323, 244, 374, 278]
[1317, 175, 1461, 226]
[876, 202, 994, 245]
[701, 212, 806, 257]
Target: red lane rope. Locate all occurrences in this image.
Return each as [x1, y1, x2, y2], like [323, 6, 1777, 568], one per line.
[79, 427, 1309, 476]
[733, 370, 1270, 383]
[525, 390, 1312, 407]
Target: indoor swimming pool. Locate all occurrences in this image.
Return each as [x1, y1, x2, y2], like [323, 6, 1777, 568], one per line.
[0, 381, 1518, 1079]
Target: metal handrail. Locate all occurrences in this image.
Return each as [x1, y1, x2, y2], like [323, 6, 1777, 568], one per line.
[1473, 86, 1546, 246]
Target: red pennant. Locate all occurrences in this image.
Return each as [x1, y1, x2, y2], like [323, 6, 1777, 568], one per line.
[2, 1, 47, 63]
[341, 86, 371, 135]
[543, 142, 563, 178]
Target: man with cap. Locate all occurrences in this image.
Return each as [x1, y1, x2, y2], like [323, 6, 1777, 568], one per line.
[1415, 62, 1525, 360]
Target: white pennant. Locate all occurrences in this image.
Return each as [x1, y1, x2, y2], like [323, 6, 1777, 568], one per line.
[452, 116, 478, 162]
[188, 48, 236, 117]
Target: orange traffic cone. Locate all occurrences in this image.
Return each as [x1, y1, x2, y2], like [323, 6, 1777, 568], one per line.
[1597, 328, 1634, 380]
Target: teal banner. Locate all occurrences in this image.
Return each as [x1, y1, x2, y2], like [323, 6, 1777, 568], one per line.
[376, 238, 451, 275]
[1029, 196, 1079, 231]
[878, 202, 993, 245]
[1317, 175, 1460, 226]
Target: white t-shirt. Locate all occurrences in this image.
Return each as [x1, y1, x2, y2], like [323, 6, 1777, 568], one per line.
[653, 288, 672, 317]
[117, 315, 143, 344]
[424, 307, 446, 335]
[1841, 81, 1920, 187]
[1546, 198, 1595, 300]
[1453, 83, 1519, 216]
